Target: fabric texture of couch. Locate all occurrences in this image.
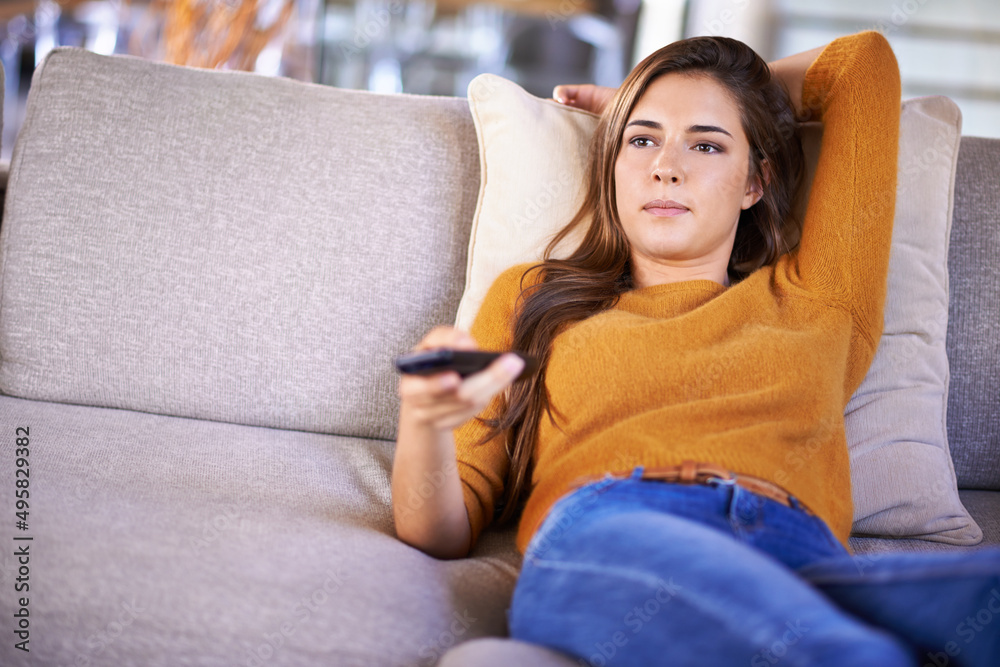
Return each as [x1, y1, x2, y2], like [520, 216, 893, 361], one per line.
[0, 47, 996, 667]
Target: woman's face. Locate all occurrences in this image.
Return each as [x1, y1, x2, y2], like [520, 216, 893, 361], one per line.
[614, 72, 762, 288]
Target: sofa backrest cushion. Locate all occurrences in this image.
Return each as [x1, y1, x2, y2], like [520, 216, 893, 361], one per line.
[0, 48, 480, 439]
[947, 136, 1000, 490]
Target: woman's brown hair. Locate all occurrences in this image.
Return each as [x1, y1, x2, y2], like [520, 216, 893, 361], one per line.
[483, 35, 805, 525]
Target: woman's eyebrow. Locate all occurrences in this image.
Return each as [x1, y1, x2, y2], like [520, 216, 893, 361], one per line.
[625, 119, 662, 130]
[689, 124, 733, 138]
[624, 119, 733, 139]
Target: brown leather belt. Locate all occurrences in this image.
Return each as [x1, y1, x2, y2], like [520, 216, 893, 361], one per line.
[570, 460, 814, 516]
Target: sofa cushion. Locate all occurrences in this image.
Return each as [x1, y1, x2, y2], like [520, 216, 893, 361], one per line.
[851, 491, 1000, 555]
[454, 74, 597, 329]
[0, 394, 522, 666]
[841, 96, 978, 544]
[456, 74, 980, 544]
[0, 47, 480, 440]
[946, 136, 1000, 490]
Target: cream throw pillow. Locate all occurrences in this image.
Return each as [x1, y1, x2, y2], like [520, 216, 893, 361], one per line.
[458, 73, 981, 543]
[456, 75, 598, 329]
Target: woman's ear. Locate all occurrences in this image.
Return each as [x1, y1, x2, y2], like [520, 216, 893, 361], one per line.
[742, 158, 771, 209]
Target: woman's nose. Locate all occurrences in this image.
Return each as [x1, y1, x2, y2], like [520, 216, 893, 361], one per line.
[652, 150, 683, 183]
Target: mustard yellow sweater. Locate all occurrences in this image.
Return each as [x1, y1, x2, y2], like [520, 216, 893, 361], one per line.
[455, 31, 901, 555]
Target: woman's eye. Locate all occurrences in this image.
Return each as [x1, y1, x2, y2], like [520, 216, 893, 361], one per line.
[694, 143, 720, 153]
[628, 137, 653, 148]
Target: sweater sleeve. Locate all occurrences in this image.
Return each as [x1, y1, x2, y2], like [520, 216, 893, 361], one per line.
[793, 31, 901, 398]
[453, 263, 536, 548]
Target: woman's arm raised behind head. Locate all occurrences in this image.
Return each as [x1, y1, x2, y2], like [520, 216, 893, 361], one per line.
[767, 43, 828, 122]
[780, 31, 901, 398]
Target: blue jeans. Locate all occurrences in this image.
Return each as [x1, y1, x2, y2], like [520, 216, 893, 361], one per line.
[508, 467, 1000, 667]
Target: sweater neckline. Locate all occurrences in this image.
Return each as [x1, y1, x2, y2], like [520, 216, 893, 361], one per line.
[625, 279, 728, 297]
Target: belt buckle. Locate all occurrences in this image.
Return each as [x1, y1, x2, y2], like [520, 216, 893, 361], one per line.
[704, 473, 736, 488]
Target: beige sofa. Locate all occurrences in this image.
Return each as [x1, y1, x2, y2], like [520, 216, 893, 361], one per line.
[0, 47, 996, 667]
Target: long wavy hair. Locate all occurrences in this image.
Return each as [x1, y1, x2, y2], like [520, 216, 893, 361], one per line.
[483, 35, 805, 525]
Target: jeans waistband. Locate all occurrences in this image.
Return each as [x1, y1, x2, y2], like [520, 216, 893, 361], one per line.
[568, 461, 815, 516]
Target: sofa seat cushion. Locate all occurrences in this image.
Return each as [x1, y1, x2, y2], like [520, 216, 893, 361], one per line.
[0, 395, 521, 666]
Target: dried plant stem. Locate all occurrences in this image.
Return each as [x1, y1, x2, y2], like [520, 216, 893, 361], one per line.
[129, 0, 295, 71]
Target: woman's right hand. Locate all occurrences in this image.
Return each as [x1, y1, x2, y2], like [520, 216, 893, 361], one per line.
[552, 83, 617, 115]
[398, 326, 525, 432]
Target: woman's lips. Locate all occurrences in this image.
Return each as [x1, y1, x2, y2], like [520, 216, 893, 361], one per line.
[644, 199, 689, 217]
[644, 206, 689, 217]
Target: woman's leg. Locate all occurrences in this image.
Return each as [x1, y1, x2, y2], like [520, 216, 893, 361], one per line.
[508, 479, 916, 667]
[797, 549, 1000, 667]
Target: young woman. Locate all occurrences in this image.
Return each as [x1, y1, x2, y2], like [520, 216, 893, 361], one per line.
[392, 30, 1000, 666]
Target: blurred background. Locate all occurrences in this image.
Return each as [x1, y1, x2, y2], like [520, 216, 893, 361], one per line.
[0, 0, 997, 162]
